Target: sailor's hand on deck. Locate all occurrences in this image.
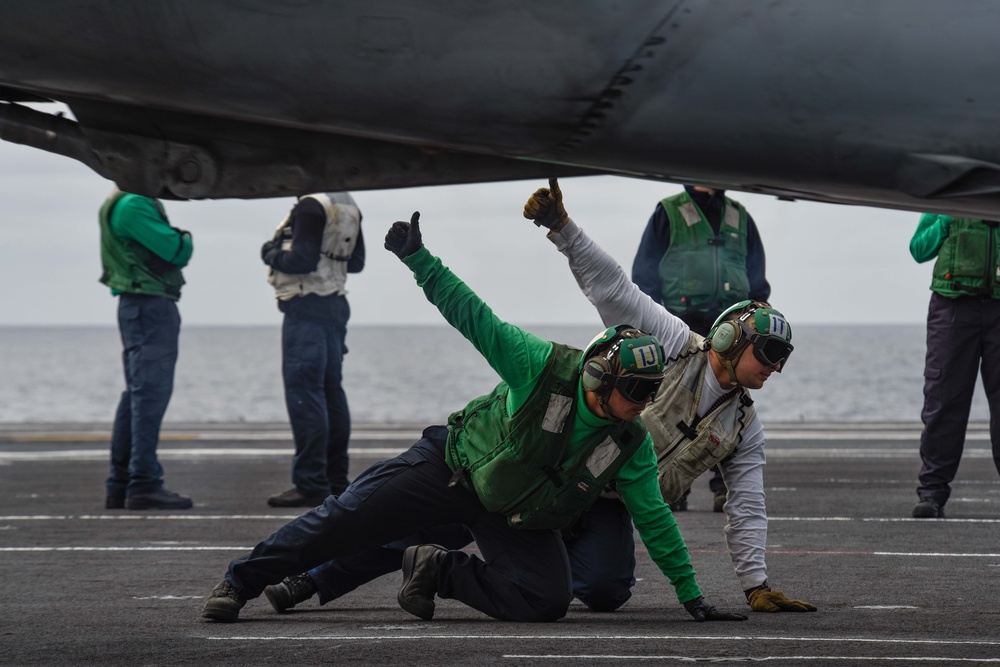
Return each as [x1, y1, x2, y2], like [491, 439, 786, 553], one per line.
[384, 212, 423, 259]
[748, 588, 817, 612]
[523, 177, 569, 230]
[683, 596, 749, 622]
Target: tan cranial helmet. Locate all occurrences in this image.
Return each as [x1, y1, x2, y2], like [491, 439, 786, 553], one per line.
[706, 300, 793, 386]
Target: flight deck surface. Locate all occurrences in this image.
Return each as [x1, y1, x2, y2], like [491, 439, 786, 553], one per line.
[1, 422, 997, 666]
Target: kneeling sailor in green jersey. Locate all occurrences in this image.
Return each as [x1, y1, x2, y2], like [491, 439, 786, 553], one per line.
[202, 211, 747, 624]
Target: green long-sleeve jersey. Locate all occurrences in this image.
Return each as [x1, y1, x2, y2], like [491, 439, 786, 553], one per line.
[99, 192, 193, 299]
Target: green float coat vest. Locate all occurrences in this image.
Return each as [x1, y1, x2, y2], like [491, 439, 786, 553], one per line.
[657, 191, 750, 314]
[640, 332, 755, 503]
[98, 192, 185, 300]
[930, 218, 1000, 299]
[445, 344, 646, 530]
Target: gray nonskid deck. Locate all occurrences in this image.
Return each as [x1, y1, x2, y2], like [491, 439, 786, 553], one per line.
[1, 422, 997, 666]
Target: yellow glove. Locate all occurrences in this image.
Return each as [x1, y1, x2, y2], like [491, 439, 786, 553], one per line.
[523, 177, 569, 231]
[747, 587, 817, 613]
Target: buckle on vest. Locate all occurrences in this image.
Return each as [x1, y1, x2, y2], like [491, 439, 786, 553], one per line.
[676, 420, 698, 440]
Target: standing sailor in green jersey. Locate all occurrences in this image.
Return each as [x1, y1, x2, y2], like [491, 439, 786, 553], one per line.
[202, 212, 747, 624]
[909, 213, 1000, 518]
[98, 187, 194, 511]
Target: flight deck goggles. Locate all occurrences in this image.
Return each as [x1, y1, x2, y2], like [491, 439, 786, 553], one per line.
[738, 320, 793, 370]
[613, 373, 664, 403]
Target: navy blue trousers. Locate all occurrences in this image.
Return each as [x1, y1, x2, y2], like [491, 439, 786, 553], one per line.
[281, 298, 351, 496]
[106, 294, 180, 497]
[227, 427, 579, 621]
[308, 496, 636, 613]
[917, 293, 1000, 503]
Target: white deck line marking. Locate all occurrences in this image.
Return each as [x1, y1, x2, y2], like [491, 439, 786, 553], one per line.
[765, 431, 984, 441]
[6, 427, 986, 442]
[0, 431, 421, 442]
[5, 514, 1000, 525]
[765, 449, 994, 459]
[2, 446, 995, 462]
[1, 546, 252, 552]
[202, 634, 1000, 647]
[854, 605, 919, 609]
[0, 447, 408, 461]
[502, 655, 1000, 663]
[9, 544, 996, 557]
[770, 517, 1000, 524]
[134, 595, 202, 600]
[0, 514, 299, 520]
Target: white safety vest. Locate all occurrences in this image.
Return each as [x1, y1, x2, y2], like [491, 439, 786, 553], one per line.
[268, 192, 361, 300]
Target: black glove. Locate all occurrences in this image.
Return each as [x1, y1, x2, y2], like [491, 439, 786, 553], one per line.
[683, 596, 748, 622]
[747, 587, 817, 613]
[522, 177, 569, 230]
[261, 239, 280, 264]
[384, 211, 423, 259]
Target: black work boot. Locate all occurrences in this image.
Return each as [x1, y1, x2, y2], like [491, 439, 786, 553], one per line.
[398, 544, 448, 620]
[267, 487, 327, 508]
[265, 574, 318, 613]
[126, 487, 193, 510]
[912, 498, 945, 518]
[713, 489, 727, 513]
[669, 488, 690, 512]
[202, 579, 246, 622]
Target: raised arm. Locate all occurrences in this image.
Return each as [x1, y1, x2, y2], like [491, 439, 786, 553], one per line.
[523, 179, 690, 356]
[385, 212, 552, 397]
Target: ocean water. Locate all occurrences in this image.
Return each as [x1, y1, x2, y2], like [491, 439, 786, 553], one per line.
[0, 324, 991, 425]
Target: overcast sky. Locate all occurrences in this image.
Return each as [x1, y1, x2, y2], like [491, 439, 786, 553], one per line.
[0, 137, 933, 328]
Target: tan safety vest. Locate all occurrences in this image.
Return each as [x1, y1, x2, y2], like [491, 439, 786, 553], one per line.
[641, 332, 756, 502]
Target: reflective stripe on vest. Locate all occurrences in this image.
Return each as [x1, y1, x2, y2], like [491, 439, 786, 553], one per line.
[657, 191, 750, 314]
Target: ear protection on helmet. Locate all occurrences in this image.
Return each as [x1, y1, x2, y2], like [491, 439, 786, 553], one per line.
[707, 300, 792, 387]
[581, 357, 613, 393]
[707, 300, 752, 360]
[710, 320, 744, 360]
[707, 300, 751, 342]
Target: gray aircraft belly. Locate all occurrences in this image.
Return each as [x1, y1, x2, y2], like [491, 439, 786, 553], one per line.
[1, 1, 999, 218]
